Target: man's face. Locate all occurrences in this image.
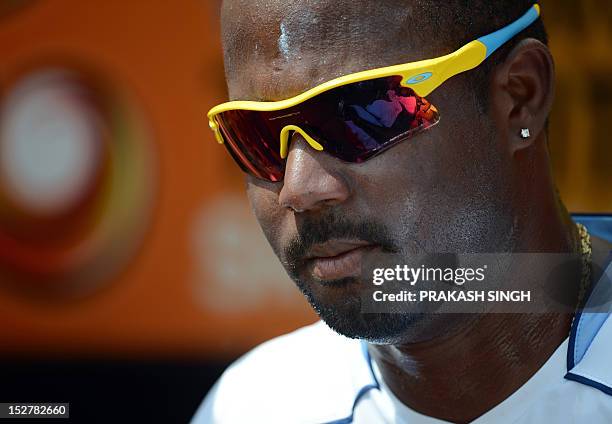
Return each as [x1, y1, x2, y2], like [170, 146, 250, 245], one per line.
[222, 0, 516, 343]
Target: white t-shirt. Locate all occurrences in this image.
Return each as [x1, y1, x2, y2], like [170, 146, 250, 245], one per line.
[192, 316, 612, 423]
[193, 261, 612, 423]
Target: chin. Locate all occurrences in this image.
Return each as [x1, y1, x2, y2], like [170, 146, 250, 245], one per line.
[322, 311, 429, 344]
[294, 275, 430, 343]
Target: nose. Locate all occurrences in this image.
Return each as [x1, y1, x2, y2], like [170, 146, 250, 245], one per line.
[278, 132, 350, 213]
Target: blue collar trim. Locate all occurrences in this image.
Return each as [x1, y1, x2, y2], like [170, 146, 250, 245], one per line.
[566, 249, 612, 369]
[324, 343, 380, 424]
[361, 341, 380, 388]
[564, 248, 612, 396]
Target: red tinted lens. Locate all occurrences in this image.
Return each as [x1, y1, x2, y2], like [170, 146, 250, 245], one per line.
[295, 76, 439, 162]
[214, 76, 439, 181]
[216, 109, 285, 181]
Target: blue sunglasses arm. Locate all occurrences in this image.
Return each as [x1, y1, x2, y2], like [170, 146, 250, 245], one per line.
[477, 4, 541, 59]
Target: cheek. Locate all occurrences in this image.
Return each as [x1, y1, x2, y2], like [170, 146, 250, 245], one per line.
[347, 113, 504, 251]
[349, 130, 441, 213]
[246, 180, 285, 249]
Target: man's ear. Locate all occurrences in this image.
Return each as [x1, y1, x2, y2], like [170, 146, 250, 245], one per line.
[489, 38, 555, 155]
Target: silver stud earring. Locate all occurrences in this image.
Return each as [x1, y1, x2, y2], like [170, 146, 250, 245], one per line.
[520, 128, 530, 139]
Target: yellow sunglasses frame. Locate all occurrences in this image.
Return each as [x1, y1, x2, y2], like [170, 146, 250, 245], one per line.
[208, 4, 540, 159]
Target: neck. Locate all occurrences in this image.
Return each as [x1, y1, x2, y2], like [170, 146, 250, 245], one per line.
[369, 312, 572, 423]
[369, 139, 579, 422]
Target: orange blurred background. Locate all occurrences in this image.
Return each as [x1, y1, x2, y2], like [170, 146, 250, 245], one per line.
[0, 0, 315, 361]
[0, 0, 610, 421]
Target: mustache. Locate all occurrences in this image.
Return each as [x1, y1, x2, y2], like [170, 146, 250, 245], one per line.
[283, 210, 399, 274]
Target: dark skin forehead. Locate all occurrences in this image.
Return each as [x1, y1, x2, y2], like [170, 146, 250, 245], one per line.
[221, 0, 453, 101]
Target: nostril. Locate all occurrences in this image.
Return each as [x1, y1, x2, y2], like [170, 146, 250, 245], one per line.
[279, 193, 306, 213]
[289, 205, 305, 213]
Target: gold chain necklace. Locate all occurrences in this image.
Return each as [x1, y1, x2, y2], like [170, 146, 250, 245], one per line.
[575, 222, 592, 310]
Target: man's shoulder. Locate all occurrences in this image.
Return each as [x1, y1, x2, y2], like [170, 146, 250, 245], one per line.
[192, 321, 370, 423]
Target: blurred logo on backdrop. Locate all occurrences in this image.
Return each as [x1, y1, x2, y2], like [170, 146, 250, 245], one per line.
[0, 66, 155, 298]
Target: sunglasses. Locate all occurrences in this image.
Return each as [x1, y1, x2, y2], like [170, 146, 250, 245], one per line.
[208, 4, 540, 182]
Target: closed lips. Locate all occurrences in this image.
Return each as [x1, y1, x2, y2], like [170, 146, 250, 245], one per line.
[306, 241, 376, 281]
